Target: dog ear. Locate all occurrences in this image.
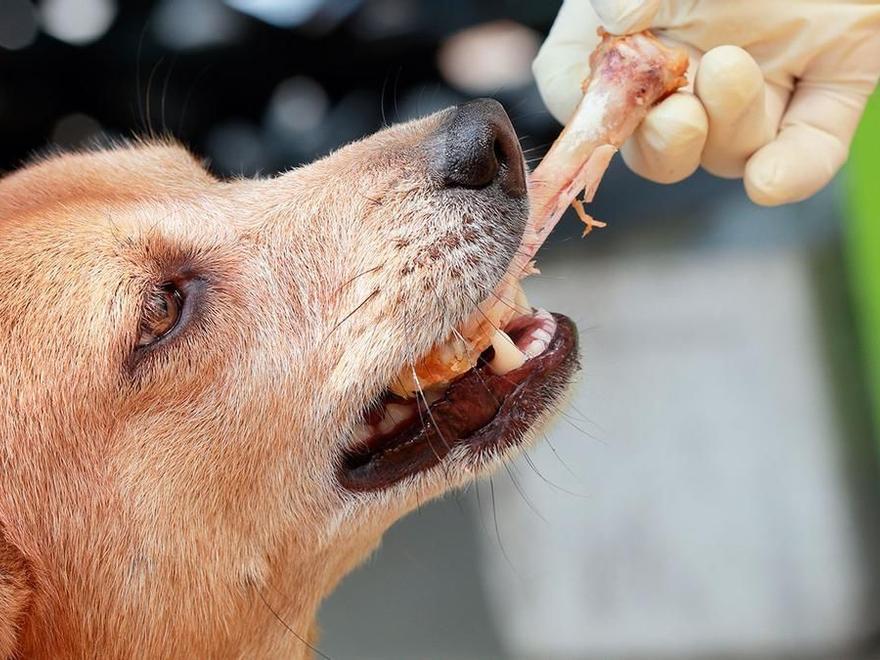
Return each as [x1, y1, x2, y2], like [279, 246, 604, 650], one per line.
[0, 524, 30, 658]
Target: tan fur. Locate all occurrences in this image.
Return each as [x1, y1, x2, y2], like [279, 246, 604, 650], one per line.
[0, 112, 541, 657]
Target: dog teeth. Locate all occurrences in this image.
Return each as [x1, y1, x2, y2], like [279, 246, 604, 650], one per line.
[377, 403, 415, 434]
[533, 329, 552, 342]
[353, 423, 374, 443]
[517, 309, 558, 358]
[523, 339, 547, 359]
[386, 403, 414, 423]
[534, 308, 553, 322]
[488, 329, 526, 375]
[356, 402, 418, 439]
[422, 389, 443, 405]
[375, 416, 395, 435]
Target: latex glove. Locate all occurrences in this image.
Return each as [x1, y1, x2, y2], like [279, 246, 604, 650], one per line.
[533, 0, 880, 205]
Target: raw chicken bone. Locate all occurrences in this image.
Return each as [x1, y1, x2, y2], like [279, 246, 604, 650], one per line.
[391, 30, 689, 398]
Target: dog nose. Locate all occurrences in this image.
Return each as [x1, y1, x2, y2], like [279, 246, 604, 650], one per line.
[439, 98, 525, 196]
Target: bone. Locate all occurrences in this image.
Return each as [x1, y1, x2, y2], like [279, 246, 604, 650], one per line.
[393, 31, 688, 397]
[514, 30, 688, 278]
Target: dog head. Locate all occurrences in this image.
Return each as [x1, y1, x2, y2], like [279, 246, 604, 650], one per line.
[0, 99, 577, 656]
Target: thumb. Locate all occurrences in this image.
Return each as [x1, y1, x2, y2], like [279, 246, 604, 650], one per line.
[590, 0, 661, 34]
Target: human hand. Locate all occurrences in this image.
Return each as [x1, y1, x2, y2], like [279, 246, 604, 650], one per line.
[533, 0, 880, 205]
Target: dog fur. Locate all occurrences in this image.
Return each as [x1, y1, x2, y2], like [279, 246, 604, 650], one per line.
[0, 107, 550, 657]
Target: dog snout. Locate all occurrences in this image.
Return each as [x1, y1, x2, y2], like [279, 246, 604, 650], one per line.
[436, 98, 525, 197]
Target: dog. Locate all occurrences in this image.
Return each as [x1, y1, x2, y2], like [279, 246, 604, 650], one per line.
[0, 98, 578, 657]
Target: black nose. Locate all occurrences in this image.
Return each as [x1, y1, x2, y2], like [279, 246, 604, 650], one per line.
[438, 98, 526, 197]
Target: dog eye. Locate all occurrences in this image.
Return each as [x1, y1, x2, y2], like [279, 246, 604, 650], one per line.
[137, 285, 183, 347]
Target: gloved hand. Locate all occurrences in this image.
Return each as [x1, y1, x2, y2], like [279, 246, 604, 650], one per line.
[533, 0, 880, 206]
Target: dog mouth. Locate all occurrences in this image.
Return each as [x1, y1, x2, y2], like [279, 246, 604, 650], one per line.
[337, 305, 578, 492]
[336, 31, 691, 493]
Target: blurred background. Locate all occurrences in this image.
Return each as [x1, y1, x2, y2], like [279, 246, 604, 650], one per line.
[1, 1, 878, 658]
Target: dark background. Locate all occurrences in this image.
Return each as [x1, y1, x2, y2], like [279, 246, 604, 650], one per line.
[0, 0, 556, 175]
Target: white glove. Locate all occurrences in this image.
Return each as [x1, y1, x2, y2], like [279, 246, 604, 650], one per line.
[533, 0, 880, 206]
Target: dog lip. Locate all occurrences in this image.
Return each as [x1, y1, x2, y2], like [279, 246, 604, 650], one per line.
[337, 313, 579, 492]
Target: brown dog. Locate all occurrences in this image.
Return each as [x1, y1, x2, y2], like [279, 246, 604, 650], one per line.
[0, 99, 578, 657]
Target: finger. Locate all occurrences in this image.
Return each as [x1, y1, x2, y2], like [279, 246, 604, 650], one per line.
[763, 80, 792, 135]
[533, 0, 604, 124]
[619, 42, 706, 184]
[620, 91, 708, 183]
[590, 0, 661, 34]
[696, 46, 773, 179]
[745, 19, 880, 206]
[745, 82, 871, 206]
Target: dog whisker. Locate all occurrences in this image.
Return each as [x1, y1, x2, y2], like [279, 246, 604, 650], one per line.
[502, 461, 548, 524]
[488, 476, 517, 575]
[520, 448, 590, 498]
[324, 288, 380, 340]
[256, 589, 332, 660]
[331, 264, 384, 297]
